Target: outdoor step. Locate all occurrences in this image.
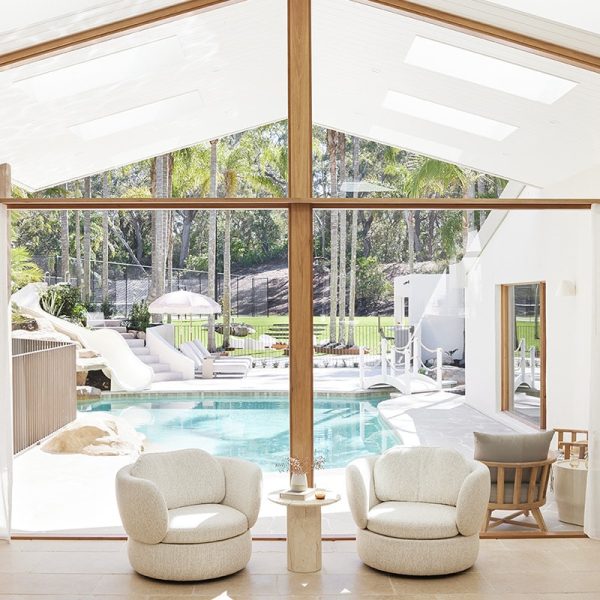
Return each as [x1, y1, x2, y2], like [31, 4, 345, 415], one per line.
[119, 332, 136, 339]
[126, 339, 145, 349]
[137, 353, 160, 364]
[152, 371, 184, 382]
[131, 347, 150, 355]
[150, 363, 171, 373]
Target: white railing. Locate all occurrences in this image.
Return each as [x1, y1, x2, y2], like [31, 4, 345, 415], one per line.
[513, 337, 538, 391]
[372, 324, 444, 391]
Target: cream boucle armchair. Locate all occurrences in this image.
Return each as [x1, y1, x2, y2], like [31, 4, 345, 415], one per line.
[116, 449, 262, 581]
[346, 446, 490, 576]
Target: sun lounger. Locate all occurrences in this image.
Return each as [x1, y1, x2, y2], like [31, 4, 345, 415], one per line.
[180, 342, 249, 377]
[191, 339, 253, 369]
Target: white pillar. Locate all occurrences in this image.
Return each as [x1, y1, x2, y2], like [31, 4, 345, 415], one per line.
[0, 163, 13, 541]
[585, 204, 600, 539]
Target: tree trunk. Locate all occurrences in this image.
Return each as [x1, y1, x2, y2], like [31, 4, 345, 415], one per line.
[348, 136, 359, 347]
[207, 139, 219, 352]
[82, 177, 91, 304]
[337, 133, 347, 345]
[405, 210, 415, 272]
[60, 205, 70, 282]
[101, 173, 109, 303]
[222, 210, 231, 349]
[327, 129, 339, 343]
[179, 210, 197, 267]
[463, 180, 476, 255]
[74, 210, 82, 284]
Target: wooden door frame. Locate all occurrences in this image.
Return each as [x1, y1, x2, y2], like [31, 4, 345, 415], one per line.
[500, 281, 547, 430]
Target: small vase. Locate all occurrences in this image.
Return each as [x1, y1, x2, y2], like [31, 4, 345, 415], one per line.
[290, 473, 308, 492]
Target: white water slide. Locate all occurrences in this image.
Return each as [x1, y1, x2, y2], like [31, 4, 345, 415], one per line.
[11, 283, 153, 391]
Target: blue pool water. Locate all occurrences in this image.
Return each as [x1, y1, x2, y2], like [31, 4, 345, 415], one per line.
[80, 394, 400, 471]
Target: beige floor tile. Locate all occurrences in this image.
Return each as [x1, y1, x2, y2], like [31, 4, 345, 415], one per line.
[4, 540, 126, 553]
[485, 570, 600, 594]
[21, 551, 133, 574]
[0, 573, 102, 595]
[320, 552, 367, 574]
[0, 551, 49, 573]
[192, 572, 279, 597]
[245, 551, 289, 574]
[276, 571, 395, 596]
[389, 571, 494, 595]
[471, 548, 565, 573]
[93, 572, 194, 595]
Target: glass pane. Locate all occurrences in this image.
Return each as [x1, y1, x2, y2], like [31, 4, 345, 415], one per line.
[2, 0, 287, 196]
[11, 207, 289, 536]
[312, 0, 600, 199]
[505, 283, 544, 428]
[313, 208, 583, 534]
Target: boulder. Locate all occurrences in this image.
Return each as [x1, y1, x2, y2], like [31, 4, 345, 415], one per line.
[441, 365, 466, 386]
[76, 385, 102, 401]
[11, 328, 74, 344]
[42, 413, 144, 456]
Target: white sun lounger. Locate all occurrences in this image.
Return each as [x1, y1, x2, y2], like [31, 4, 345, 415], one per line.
[180, 342, 249, 377]
[191, 339, 253, 369]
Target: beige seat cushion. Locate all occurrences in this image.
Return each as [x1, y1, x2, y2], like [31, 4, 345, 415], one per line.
[490, 483, 541, 504]
[164, 504, 248, 544]
[130, 449, 225, 509]
[367, 501, 459, 540]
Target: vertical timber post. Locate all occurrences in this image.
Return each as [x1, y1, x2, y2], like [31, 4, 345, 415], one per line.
[288, 0, 314, 485]
[0, 163, 13, 539]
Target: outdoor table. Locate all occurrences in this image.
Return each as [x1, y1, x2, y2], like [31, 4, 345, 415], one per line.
[268, 490, 340, 573]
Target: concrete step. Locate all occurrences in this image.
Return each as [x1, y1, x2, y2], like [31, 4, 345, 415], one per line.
[152, 371, 184, 382]
[137, 353, 160, 364]
[131, 347, 150, 356]
[119, 332, 137, 339]
[150, 363, 171, 373]
[126, 339, 145, 349]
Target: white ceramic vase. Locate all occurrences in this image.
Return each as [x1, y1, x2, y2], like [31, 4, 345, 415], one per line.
[290, 473, 308, 492]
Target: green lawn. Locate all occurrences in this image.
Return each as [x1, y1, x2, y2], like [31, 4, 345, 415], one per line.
[173, 315, 395, 357]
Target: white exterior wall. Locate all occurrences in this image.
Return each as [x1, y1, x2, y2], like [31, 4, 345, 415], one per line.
[465, 210, 591, 431]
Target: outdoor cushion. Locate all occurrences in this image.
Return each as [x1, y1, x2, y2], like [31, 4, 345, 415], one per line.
[374, 446, 471, 506]
[473, 431, 554, 482]
[163, 504, 248, 544]
[130, 448, 225, 509]
[367, 501, 458, 540]
[490, 482, 540, 504]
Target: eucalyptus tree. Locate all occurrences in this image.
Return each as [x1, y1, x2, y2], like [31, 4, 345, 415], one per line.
[82, 177, 91, 303]
[326, 129, 339, 343]
[59, 185, 70, 281]
[347, 136, 360, 347]
[101, 173, 110, 303]
[337, 133, 347, 345]
[207, 139, 219, 351]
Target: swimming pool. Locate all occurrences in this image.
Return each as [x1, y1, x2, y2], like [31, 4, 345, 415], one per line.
[80, 393, 400, 471]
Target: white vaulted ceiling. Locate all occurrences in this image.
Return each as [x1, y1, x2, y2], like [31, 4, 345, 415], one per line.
[0, 0, 599, 192]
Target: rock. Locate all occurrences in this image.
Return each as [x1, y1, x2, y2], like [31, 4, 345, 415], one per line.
[78, 349, 100, 359]
[42, 413, 144, 456]
[441, 365, 465, 386]
[11, 329, 73, 344]
[76, 385, 101, 400]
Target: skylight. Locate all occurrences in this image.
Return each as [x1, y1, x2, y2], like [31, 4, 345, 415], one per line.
[383, 91, 517, 141]
[405, 37, 577, 104]
[69, 91, 201, 140]
[370, 125, 463, 163]
[14, 37, 184, 101]
[485, 0, 600, 36]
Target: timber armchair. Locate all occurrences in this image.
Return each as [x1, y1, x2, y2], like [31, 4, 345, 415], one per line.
[474, 430, 555, 532]
[346, 446, 490, 576]
[116, 448, 262, 581]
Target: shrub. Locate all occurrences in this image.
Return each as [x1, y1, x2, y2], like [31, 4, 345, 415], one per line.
[356, 257, 393, 313]
[100, 298, 115, 319]
[11, 247, 43, 293]
[125, 300, 151, 332]
[40, 283, 87, 325]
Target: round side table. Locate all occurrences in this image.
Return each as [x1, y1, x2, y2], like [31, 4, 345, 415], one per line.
[268, 490, 340, 573]
[553, 460, 588, 526]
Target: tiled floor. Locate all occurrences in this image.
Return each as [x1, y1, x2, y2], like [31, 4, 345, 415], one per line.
[0, 538, 599, 598]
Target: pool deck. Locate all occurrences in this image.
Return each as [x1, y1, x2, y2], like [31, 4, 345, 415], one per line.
[12, 370, 579, 536]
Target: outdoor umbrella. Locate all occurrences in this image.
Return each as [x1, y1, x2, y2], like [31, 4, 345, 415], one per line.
[148, 290, 221, 315]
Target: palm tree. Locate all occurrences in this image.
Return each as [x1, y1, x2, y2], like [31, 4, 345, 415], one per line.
[101, 173, 110, 303]
[82, 177, 91, 303]
[207, 139, 219, 352]
[327, 129, 339, 343]
[348, 136, 360, 347]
